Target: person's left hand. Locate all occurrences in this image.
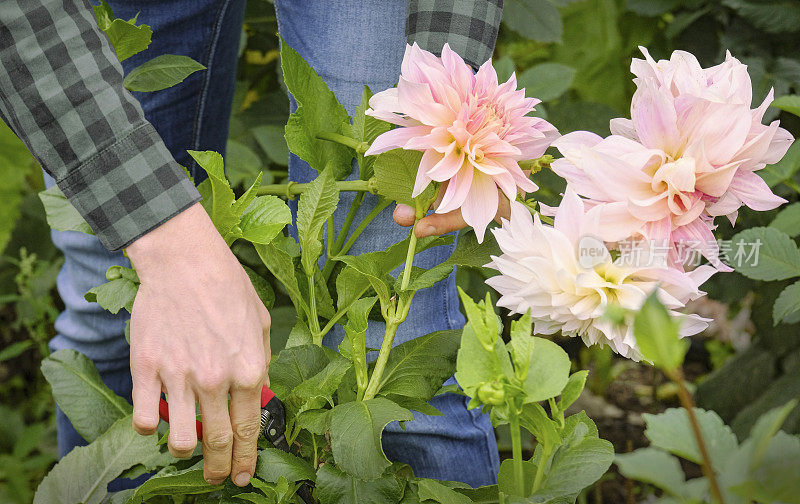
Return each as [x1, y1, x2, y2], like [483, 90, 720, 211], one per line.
[393, 191, 512, 237]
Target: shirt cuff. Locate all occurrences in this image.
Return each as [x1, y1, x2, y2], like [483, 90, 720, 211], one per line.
[406, 0, 504, 69]
[57, 123, 201, 251]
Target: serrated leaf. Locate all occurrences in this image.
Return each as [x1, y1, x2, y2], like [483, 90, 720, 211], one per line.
[124, 55, 206, 92]
[330, 398, 414, 480]
[281, 42, 353, 179]
[297, 169, 339, 275]
[33, 417, 164, 504]
[614, 448, 686, 497]
[417, 478, 472, 504]
[291, 355, 352, 410]
[372, 149, 433, 206]
[41, 350, 132, 443]
[643, 408, 738, 469]
[353, 86, 391, 180]
[225, 140, 263, 187]
[103, 19, 152, 62]
[268, 345, 329, 399]
[255, 448, 316, 483]
[518, 63, 576, 102]
[774, 280, 800, 325]
[558, 371, 588, 411]
[84, 277, 138, 314]
[730, 227, 800, 281]
[255, 236, 307, 316]
[522, 337, 571, 403]
[190, 150, 240, 241]
[371, 330, 461, 401]
[634, 292, 688, 371]
[126, 468, 215, 503]
[243, 265, 275, 310]
[762, 139, 800, 186]
[39, 186, 93, 235]
[315, 464, 404, 504]
[503, 0, 563, 43]
[771, 202, 800, 237]
[240, 196, 292, 245]
[722, 0, 800, 33]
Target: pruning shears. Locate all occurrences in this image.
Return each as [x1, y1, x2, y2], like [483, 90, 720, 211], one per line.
[158, 385, 315, 503]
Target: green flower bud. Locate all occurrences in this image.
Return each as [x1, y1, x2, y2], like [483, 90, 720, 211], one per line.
[477, 381, 506, 406]
[105, 267, 123, 281]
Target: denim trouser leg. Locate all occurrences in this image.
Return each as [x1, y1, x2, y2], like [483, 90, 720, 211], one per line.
[47, 0, 246, 460]
[274, 0, 500, 487]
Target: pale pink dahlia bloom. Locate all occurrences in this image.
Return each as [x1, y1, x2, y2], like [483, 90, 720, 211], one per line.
[486, 189, 711, 360]
[552, 47, 794, 268]
[365, 43, 559, 241]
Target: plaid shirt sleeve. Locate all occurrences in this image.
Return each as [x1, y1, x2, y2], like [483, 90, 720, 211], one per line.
[406, 0, 503, 69]
[0, 0, 200, 251]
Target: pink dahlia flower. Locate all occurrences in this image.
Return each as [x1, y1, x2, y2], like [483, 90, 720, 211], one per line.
[365, 43, 559, 241]
[552, 48, 793, 269]
[486, 189, 711, 360]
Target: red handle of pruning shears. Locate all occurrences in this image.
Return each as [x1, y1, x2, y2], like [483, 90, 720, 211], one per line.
[158, 385, 275, 441]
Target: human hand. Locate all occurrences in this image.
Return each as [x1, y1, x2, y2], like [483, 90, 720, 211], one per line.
[125, 203, 271, 487]
[393, 187, 513, 237]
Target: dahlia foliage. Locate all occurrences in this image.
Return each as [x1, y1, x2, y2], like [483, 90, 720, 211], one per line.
[369, 44, 795, 359]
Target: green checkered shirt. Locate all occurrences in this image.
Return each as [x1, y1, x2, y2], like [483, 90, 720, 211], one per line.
[0, 0, 502, 251]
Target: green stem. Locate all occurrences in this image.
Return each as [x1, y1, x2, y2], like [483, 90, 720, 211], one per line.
[532, 443, 551, 494]
[257, 178, 375, 198]
[783, 178, 800, 194]
[668, 369, 726, 504]
[362, 318, 402, 400]
[399, 221, 420, 291]
[509, 409, 525, 497]
[332, 192, 364, 256]
[316, 131, 369, 153]
[321, 198, 391, 280]
[307, 274, 322, 344]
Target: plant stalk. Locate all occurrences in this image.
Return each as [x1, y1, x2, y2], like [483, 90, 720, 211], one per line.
[316, 131, 369, 153]
[307, 274, 322, 345]
[257, 178, 375, 198]
[509, 409, 525, 497]
[362, 317, 402, 400]
[336, 198, 392, 258]
[668, 369, 726, 504]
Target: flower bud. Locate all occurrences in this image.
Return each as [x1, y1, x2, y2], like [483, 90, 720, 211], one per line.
[477, 381, 506, 406]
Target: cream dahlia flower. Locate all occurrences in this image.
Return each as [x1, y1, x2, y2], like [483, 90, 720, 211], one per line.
[486, 189, 711, 360]
[365, 43, 559, 241]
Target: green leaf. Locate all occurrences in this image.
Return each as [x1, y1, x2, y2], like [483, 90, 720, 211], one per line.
[746, 399, 798, 469]
[558, 371, 588, 411]
[315, 464, 404, 504]
[126, 468, 215, 503]
[503, 0, 563, 43]
[353, 86, 391, 180]
[625, 0, 680, 16]
[517, 63, 576, 102]
[190, 150, 240, 241]
[330, 398, 414, 480]
[84, 277, 138, 315]
[771, 202, 800, 238]
[774, 280, 800, 325]
[240, 196, 292, 245]
[416, 478, 472, 504]
[731, 227, 800, 281]
[372, 149, 433, 207]
[103, 19, 152, 62]
[268, 345, 329, 399]
[225, 140, 264, 187]
[494, 55, 516, 83]
[772, 95, 800, 117]
[522, 337, 571, 403]
[41, 349, 132, 443]
[243, 265, 275, 310]
[34, 417, 164, 504]
[252, 125, 289, 167]
[529, 427, 615, 501]
[614, 448, 686, 497]
[633, 292, 688, 371]
[92, 1, 115, 30]
[291, 355, 352, 410]
[281, 41, 353, 179]
[519, 402, 561, 449]
[643, 407, 738, 469]
[454, 324, 508, 402]
[497, 458, 538, 498]
[722, 0, 800, 33]
[39, 186, 93, 235]
[123, 55, 206, 92]
[297, 169, 339, 275]
[255, 236, 307, 315]
[371, 330, 461, 401]
[255, 448, 316, 483]
[747, 430, 800, 504]
[0, 341, 33, 363]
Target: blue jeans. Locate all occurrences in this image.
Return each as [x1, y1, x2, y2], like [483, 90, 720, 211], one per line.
[48, 0, 499, 488]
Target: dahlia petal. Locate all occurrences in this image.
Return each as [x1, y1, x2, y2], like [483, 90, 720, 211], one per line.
[461, 170, 499, 242]
[727, 170, 787, 212]
[365, 125, 432, 156]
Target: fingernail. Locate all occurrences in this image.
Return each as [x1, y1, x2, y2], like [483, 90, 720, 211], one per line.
[416, 223, 436, 236]
[396, 205, 415, 220]
[234, 472, 251, 487]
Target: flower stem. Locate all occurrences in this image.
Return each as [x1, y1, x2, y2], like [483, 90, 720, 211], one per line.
[362, 317, 402, 400]
[257, 178, 375, 198]
[400, 231, 418, 292]
[307, 273, 322, 345]
[667, 368, 726, 504]
[316, 131, 369, 154]
[321, 197, 390, 280]
[509, 409, 525, 497]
